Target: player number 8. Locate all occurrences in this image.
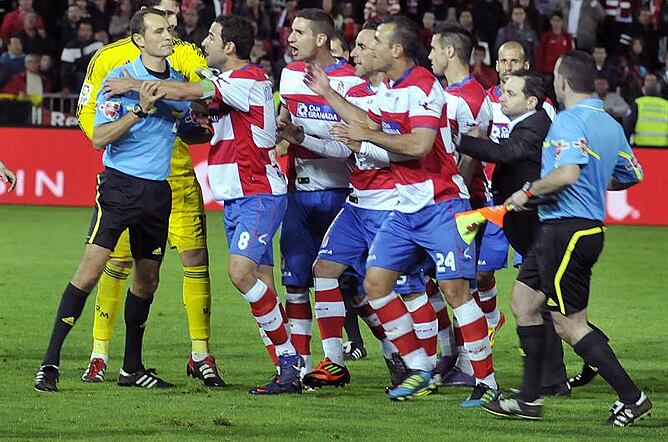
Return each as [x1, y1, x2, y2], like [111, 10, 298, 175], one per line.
[238, 231, 250, 250]
[435, 251, 456, 273]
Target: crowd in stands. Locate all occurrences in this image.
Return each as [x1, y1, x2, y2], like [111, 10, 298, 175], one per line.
[0, 0, 666, 117]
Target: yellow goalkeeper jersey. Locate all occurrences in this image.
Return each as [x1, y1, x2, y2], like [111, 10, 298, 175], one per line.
[76, 37, 207, 179]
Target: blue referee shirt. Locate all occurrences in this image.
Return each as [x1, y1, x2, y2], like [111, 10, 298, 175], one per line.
[539, 98, 643, 222]
[94, 56, 191, 181]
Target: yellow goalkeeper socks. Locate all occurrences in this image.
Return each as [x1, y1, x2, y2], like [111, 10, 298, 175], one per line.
[183, 265, 211, 361]
[91, 262, 131, 361]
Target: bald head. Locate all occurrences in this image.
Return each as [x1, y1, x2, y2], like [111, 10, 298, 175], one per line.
[497, 41, 529, 84]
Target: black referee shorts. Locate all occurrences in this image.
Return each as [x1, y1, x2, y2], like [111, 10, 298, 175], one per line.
[86, 167, 172, 261]
[517, 218, 605, 316]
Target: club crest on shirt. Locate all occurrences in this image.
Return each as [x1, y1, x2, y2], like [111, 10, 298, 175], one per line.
[572, 138, 589, 156]
[553, 139, 570, 160]
[100, 100, 121, 120]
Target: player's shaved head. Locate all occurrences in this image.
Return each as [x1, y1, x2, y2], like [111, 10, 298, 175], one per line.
[498, 41, 526, 60]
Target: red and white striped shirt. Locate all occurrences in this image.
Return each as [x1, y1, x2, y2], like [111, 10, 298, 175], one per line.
[345, 81, 398, 211]
[368, 66, 468, 214]
[280, 60, 364, 191]
[445, 76, 493, 205]
[207, 65, 286, 201]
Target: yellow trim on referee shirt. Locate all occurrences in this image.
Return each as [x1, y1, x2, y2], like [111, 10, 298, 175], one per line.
[553, 226, 606, 315]
[88, 175, 103, 244]
[618, 151, 643, 182]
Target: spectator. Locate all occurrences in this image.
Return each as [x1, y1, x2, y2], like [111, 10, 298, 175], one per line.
[616, 54, 643, 103]
[276, 0, 298, 50]
[39, 54, 60, 92]
[340, 1, 360, 45]
[559, 0, 605, 52]
[534, 0, 559, 17]
[330, 32, 349, 61]
[658, 56, 668, 98]
[537, 12, 574, 74]
[87, 0, 114, 33]
[60, 19, 102, 95]
[56, 5, 83, 48]
[627, 36, 650, 78]
[628, 7, 659, 71]
[0, 0, 46, 41]
[592, 45, 619, 89]
[594, 74, 630, 121]
[178, 6, 207, 45]
[472, 0, 507, 52]
[495, 6, 538, 63]
[470, 44, 497, 88]
[94, 30, 109, 45]
[0, 36, 25, 88]
[624, 73, 668, 147]
[458, 9, 486, 48]
[1, 53, 52, 101]
[16, 11, 51, 55]
[363, 0, 401, 21]
[235, 0, 272, 40]
[108, 0, 134, 42]
[517, 0, 543, 33]
[420, 11, 435, 50]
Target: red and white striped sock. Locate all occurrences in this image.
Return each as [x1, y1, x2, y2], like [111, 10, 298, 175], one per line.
[352, 295, 396, 359]
[452, 298, 496, 389]
[368, 291, 431, 372]
[428, 290, 456, 357]
[314, 277, 346, 366]
[258, 327, 279, 366]
[286, 291, 312, 371]
[476, 278, 500, 328]
[404, 294, 438, 370]
[242, 280, 295, 356]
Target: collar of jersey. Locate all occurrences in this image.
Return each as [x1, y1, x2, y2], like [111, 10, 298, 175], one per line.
[323, 58, 346, 73]
[128, 55, 175, 80]
[493, 84, 501, 98]
[446, 75, 474, 90]
[572, 97, 605, 112]
[389, 66, 416, 88]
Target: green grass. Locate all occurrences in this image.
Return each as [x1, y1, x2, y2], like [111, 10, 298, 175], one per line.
[0, 205, 666, 441]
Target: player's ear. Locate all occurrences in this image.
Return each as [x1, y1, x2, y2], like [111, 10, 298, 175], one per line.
[132, 33, 144, 49]
[315, 33, 328, 49]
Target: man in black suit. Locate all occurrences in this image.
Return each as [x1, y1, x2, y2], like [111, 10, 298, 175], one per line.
[459, 70, 571, 397]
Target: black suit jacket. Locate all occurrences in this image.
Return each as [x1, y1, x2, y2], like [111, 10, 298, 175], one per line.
[459, 109, 552, 254]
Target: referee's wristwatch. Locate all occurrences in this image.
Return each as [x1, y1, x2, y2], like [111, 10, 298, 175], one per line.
[521, 181, 534, 198]
[132, 104, 148, 118]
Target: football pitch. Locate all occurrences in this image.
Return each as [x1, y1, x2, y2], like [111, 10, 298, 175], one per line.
[1, 205, 666, 441]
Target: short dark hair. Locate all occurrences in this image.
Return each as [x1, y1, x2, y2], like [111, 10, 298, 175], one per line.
[510, 69, 545, 109]
[382, 15, 420, 60]
[434, 23, 475, 64]
[77, 18, 93, 30]
[474, 44, 485, 53]
[130, 8, 167, 47]
[361, 20, 380, 31]
[297, 8, 335, 42]
[215, 14, 255, 60]
[137, 0, 181, 8]
[557, 50, 597, 93]
[550, 11, 564, 20]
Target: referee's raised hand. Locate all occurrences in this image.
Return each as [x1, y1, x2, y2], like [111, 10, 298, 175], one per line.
[139, 81, 166, 112]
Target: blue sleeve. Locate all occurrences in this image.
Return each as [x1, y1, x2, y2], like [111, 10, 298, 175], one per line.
[550, 113, 590, 168]
[613, 140, 643, 184]
[93, 69, 125, 127]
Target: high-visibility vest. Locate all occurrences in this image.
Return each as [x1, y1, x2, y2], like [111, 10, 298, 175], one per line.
[634, 96, 668, 147]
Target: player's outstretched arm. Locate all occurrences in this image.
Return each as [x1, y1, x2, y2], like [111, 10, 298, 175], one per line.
[104, 69, 207, 101]
[304, 63, 367, 124]
[332, 120, 435, 158]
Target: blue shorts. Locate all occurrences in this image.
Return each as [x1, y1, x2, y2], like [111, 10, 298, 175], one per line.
[477, 221, 510, 271]
[280, 189, 350, 288]
[318, 203, 424, 295]
[367, 199, 477, 282]
[223, 194, 286, 266]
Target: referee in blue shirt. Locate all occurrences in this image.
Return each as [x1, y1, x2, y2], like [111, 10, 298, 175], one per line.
[483, 51, 651, 426]
[35, 8, 191, 392]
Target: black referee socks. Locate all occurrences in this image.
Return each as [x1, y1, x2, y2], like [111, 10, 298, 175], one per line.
[123, 290, 153, 373]
[42, 283, 90, 366]
[517, 324, 545, 402]
[573, 329, 641, 405]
